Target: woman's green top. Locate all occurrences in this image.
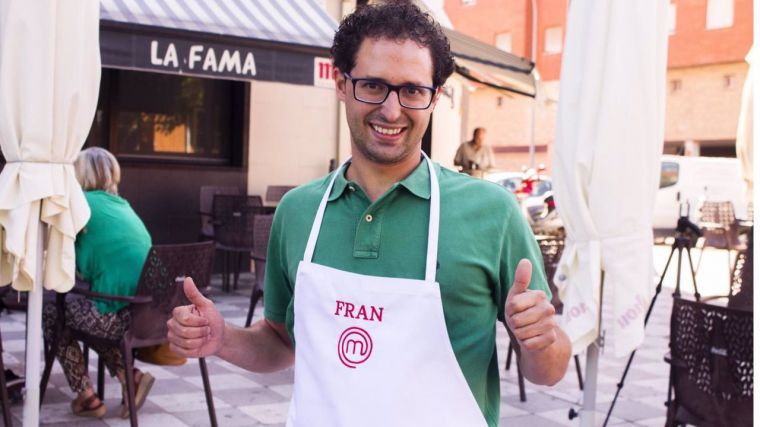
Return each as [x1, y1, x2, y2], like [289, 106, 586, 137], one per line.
[75, 191, 152, 313]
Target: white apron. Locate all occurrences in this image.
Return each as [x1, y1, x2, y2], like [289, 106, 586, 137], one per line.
[286, 156, 487, 427]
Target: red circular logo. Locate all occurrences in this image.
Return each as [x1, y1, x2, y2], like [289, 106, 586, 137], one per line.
[338, 327, 373, 369]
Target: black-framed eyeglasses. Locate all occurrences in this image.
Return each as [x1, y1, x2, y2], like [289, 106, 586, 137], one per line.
[344, 73, 437, 110]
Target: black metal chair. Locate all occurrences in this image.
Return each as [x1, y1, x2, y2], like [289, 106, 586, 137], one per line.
[212, 194, 265, 292]
[198, 185, 241, 241]
[0, 287, 26, 427]
[728, 226, 752, 311]
[40, 242, 218, 427]
[696, 201, 746, 281]
[665, 296, 753, 427]
[246, 214, 274, 327]
[504, 236, 584, 401]
[265, 185, 295, 204]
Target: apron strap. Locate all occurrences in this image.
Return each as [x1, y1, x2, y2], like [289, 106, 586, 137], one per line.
[303, 158, 350, 262]
[302, 154, 441, 283]
[422, 152, 440, 282]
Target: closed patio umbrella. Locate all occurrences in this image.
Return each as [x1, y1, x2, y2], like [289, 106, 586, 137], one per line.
[551, 1, 668, 426]
[736, 47, 753, 209]
[0, 1, 100, 424]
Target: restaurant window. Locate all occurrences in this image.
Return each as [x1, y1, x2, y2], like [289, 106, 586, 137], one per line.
[668, 3, 677, 35]
[706, 0, 733, 29]
[91, 69, 245, 165]
[495, 32, 512, 53]
[544, 27, 563, 54]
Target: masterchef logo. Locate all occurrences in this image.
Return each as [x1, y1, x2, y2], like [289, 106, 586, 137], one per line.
[334, 300, 383, 368]
[338, 327, 373, 369]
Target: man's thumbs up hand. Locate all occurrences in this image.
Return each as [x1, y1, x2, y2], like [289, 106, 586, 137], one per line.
[167, 277, 225, 358]
[505, 259, 557, 353]
[184, 276, 213, 310]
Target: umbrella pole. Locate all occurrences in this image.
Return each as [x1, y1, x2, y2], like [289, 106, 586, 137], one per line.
[22, 220, 44, 427]
[580, 271, 605, 427]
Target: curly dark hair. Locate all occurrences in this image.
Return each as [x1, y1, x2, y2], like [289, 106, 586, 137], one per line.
[330, 1, 456, 88]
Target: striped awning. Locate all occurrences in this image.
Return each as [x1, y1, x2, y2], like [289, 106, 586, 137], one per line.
[100, 0, 337, 48]
[98, 0, 338, 84]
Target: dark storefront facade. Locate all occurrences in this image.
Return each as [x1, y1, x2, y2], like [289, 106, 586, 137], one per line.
[86, 0, 337, 244]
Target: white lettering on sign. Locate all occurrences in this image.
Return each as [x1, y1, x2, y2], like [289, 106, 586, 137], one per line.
[242, 52, 256, 76]
[203, 48, 218, 72]
[151, 41, 179, 68]
[164, 44, 178, 68]
[314, 57, 335, 89]
[149, 40, 256, 77]
[219, 50, 241, 74]
[188, 45, 203, 69]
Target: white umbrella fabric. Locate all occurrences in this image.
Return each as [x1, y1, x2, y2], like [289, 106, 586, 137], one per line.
[736, 47, 753, 208]
[551, 1, 668, 425]
[0, 0, 100, 424]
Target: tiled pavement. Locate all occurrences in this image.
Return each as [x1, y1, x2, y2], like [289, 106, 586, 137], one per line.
[2, 245, 733, 426]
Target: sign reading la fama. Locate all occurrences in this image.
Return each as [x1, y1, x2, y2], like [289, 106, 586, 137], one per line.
[150, 40, 257, 77]
[102, 32, 318, 85]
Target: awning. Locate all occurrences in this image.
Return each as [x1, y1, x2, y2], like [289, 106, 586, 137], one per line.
[99, 0, 338, 84]
[444, 28, 536, 97]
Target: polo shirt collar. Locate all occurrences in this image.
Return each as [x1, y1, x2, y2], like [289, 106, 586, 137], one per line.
[327, 158, 432, 202]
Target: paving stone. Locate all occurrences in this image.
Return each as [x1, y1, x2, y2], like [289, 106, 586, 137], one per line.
[2, 255, 684, 426]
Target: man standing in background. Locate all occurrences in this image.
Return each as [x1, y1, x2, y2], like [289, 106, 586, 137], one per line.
[454, 127, 496, 173]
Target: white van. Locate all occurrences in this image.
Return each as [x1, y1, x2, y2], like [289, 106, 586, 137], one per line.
[653, 155, 748, 236]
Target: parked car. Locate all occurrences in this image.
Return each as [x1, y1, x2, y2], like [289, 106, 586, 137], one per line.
[485, 169, 563, 235]
[484, 170, 553, 198]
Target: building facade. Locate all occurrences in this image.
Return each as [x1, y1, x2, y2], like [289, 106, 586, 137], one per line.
[445, 0, 753, 170]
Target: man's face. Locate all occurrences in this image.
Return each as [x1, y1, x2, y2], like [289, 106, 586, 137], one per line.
[335, 37, 439, 165]
[474, 129, 486, 147]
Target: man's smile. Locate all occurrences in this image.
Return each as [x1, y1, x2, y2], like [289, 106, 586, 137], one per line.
[371, 124, 404, 135]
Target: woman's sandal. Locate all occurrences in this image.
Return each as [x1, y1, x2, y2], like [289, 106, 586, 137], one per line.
[120, 370, 155, 419]
[71, 393, 107, 418]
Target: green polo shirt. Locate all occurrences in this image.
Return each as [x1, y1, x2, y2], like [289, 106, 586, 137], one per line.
[264, 160, 549, 426]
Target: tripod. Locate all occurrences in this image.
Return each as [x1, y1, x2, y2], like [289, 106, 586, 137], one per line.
[601, 216, 702, 426]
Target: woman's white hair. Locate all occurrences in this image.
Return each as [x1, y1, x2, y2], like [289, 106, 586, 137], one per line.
[74, 147, 121, 195]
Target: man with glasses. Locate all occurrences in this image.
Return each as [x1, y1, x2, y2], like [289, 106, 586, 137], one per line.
[167, 2, 570, 426]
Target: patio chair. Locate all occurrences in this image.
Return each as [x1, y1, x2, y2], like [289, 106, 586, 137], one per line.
[664, 297, 753, 427]
[40, 241, 218, 427]
[0, 287, 26, 427]
[246, 214, 274, 327]
[213, 194, 266, 292]
[198, 185, 241, 241]
[265, 185, 295, 204]
[696, 201, 746, 283]
[727, 226, 752, 311]
[504, 236, 584, 399]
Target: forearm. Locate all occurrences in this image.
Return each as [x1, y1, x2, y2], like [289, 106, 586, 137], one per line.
[519, 325, 571, 385]
[216, 319, 295, 373]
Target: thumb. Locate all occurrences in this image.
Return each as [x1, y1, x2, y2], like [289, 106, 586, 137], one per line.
[183, 277, 211, 308]
[508, 259, 532, 296]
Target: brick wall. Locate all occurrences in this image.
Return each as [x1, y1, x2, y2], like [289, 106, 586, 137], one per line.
[444, 0, 531, 58]
[668, 0, 753, 67]
[665, 61, 748, 142]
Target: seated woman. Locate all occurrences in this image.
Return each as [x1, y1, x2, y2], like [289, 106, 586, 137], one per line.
[43, 147, 154, 418]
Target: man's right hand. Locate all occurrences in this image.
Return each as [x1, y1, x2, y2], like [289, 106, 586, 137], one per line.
[167, 277, 225, 358]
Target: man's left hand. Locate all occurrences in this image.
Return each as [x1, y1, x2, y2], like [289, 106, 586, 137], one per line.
[504, 259, 558, 353]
